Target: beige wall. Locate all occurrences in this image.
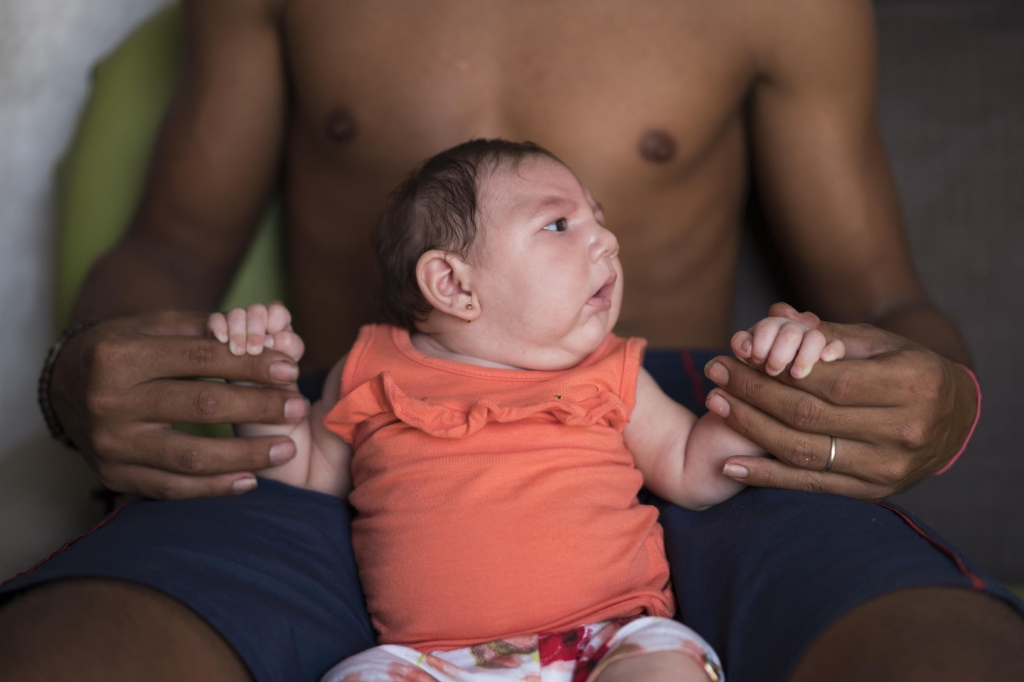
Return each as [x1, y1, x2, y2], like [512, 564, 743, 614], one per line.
[0, 0, 167, 578]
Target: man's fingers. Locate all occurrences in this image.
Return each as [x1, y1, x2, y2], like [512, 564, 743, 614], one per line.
[97, 461, 260, 500]
[111, 335, 300, 384]
[134, 309, 213, 337]
[708, 354, 908, 408]
[721, 455, 891, 502]
[816, 320, 906, 360]
[767, 302, 820, 329]
[113, 426, 297, 475]
[131, 379, 308, 425]
[705, 387, 879, 467]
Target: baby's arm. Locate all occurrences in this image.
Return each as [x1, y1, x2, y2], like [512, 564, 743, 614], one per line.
[208, 303, 352, 497]
[625, 369, 759, 510]
[626, 315, 847, 510]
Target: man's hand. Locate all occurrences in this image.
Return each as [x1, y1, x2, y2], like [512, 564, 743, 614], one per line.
[49, 310, 309, 499]
[704, 303, 979, 501]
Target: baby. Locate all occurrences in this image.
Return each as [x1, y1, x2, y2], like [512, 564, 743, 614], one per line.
[209, 139, 844, 682]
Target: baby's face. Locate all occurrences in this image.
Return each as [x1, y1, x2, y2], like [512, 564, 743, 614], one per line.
[466, 156, 623, 370]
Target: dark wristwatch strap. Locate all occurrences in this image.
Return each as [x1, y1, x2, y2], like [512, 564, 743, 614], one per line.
[38, 320, 97, 449]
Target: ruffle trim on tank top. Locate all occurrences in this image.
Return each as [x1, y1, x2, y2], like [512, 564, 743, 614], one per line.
[329, 370, 631, 440]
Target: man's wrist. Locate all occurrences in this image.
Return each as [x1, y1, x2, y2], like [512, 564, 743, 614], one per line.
[932, 363, 981, 476]
[38, 320, 97, 449]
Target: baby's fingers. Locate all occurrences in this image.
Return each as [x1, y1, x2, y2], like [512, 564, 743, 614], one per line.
[245, 304, 269, 355]
[269, 329, 305, 362]
[821, 339, 846, 362]
[227, 308, 249, 356]
[750, 318, 785, 371]
[266, 301, 293, 335]
[790, 329, 827, 379]
[764, 322, 810, 376]
[731, 330, 754, 361]
[208, 313, 229, 344]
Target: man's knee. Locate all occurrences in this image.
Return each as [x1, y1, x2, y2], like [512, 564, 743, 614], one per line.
[0, 577, 251, 682]
[790, 586, 1024, 682]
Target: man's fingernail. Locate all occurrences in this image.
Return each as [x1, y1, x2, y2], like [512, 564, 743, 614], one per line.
[271, 361, 299, 382]
[706, 392, 731, 418]
[232, 477, 257, 493]
[284, 397, 308, 420]
[229, 341, 241, 355]
[707, 362, 729, 385]
[723, 464, 749, 479]
[269, 441, 295, 463]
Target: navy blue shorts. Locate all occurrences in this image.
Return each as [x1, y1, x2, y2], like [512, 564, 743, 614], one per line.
[3, 349, 1022, 682]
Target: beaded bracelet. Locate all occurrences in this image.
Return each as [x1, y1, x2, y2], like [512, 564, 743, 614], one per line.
[37, 320, 97, 449]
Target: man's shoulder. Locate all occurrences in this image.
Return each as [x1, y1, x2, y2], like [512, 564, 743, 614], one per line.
[729, 0, 874, 78]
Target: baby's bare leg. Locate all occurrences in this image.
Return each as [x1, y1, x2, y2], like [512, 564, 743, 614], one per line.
[594, 650, 711, 682]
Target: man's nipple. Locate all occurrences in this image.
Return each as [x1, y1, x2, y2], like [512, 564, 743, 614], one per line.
[638, 129, 677, 163]
[325, 109, 358, 144]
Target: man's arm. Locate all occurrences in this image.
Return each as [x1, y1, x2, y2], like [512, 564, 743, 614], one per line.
[76, 0, 287, 317]
[49, 0, 307, 499]
[706, 0, 977, 499]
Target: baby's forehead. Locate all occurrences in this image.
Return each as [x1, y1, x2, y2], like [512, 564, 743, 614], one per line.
[478, 157, 591, 217]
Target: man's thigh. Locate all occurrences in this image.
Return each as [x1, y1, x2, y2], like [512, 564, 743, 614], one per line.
[0, 578, 252, 681]
[0, 478, 374, 682]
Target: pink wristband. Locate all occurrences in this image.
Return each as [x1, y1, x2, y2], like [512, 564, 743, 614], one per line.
[933, 363, 981, 475]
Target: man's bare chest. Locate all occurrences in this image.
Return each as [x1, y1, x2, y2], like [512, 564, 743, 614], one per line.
[281, 0, 754, 180]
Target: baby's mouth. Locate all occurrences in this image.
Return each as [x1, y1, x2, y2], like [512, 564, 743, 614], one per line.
[586, 273, 617, 310]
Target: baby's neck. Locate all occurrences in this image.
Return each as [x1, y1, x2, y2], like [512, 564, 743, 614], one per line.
[410, 332, 525, 370]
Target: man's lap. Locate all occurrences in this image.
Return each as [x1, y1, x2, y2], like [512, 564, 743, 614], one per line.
[3, 349, 1021, 682]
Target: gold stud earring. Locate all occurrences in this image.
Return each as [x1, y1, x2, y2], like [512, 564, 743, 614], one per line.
[466, 303, 473, 310]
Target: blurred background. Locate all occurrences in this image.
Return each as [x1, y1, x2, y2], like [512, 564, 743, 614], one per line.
[1, 0, 1022, 585]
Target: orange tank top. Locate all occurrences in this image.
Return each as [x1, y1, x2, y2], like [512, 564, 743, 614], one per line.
[324, 324, 673, 651]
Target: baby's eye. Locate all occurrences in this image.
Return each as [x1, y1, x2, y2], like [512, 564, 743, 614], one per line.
[542, 218, 568, 232]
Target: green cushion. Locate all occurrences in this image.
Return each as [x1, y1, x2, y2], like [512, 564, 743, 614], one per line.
[53, 1, 285, 333]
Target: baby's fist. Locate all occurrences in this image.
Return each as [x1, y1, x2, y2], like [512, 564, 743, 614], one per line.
[731, 315, 844, 379]
[208, 302, 305, 362]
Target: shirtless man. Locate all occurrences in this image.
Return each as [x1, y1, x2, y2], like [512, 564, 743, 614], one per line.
[1, 0, 1022, 680]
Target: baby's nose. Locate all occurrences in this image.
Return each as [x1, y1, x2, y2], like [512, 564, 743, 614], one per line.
[590, 226, 619, 262]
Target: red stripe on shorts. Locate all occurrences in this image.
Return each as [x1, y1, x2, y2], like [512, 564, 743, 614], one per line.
[0, 502, 131, 590]
[681, 350, 707, 407]
[878, 502, 985, 591]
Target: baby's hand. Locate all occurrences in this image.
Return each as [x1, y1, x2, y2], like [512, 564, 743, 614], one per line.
[731, 316, 844, 379]
[208, 302, 305, 363]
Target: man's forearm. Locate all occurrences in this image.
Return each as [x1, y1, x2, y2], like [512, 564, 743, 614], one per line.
[870, 301, 972, 368]
[71, 236, 231, 324]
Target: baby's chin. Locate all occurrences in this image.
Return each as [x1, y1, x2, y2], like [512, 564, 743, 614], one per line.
[517, 332, 612, 371]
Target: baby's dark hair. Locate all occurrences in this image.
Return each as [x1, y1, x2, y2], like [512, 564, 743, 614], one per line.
[374, 138, 563, 330]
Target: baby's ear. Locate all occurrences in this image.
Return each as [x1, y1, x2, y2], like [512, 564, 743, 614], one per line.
[415, 250, 479, 323]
